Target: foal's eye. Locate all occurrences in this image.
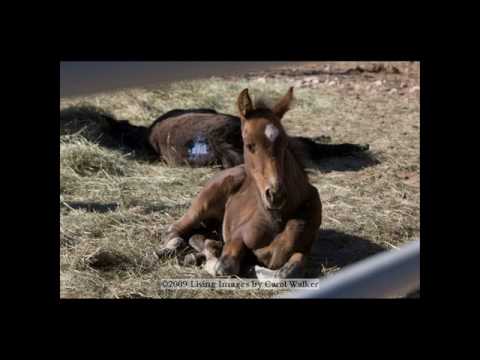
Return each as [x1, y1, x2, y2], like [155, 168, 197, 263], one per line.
[246, 143, 256, 153]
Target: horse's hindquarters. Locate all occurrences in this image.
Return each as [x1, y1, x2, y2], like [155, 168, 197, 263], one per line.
[148, 112, 242, 167]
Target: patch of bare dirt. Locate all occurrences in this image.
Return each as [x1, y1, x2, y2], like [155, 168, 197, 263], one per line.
[223, 61, 420, 98]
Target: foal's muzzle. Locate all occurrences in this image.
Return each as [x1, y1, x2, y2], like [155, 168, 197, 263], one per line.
[264, 186, 287, 210]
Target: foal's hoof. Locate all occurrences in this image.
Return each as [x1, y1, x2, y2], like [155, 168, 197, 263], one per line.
[155, 237, 186, 259]
[188, 234, 206, 253]
[204, 239, 223, 258]
[204, 258, 219, 276]
[358, 144, 370, 152]
[214, 256, 240, 276]
[277, 262, 305, 279]
[182, 253, 206, 267]
[254, 265, 279, 280]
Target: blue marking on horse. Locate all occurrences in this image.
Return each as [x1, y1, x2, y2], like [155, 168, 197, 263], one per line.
[188, 136, 210, 160]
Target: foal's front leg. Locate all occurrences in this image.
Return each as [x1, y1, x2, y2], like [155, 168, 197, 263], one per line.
[184, 234, 247, 277]
[254, 219, 310, 269]
[156, 186, 225, 258]
[213, 236, 249, 276]
[156, 166, 245, 258]
[254, 187, 322, 278]
[254, 252, 308, 279]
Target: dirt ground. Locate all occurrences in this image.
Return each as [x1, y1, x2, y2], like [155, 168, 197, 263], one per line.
[60, 61, 420, 298]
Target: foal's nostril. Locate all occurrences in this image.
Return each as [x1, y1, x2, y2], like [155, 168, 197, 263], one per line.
[265, 187, 285, 207]
[265, 188, 273, 202]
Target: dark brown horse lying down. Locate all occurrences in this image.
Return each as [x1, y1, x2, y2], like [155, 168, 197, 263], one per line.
[106, 104, 369, 168]
[157, 88, 323, 279]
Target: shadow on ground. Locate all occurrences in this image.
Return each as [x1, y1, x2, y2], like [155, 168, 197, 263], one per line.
[60, 105, 156, 161]
[61, 201, 120, 213]
[307, 151, 380, 173]
[306, 228, 386, 277]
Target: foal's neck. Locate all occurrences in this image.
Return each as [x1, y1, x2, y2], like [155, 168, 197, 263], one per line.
[283, 145, 310, 210]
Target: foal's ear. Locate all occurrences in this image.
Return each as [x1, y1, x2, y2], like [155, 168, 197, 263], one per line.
[237, 88, 254, 118]
[272, 87, 294, 119]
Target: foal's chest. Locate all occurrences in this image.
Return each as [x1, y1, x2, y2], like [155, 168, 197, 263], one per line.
[222, 190, 284, 250]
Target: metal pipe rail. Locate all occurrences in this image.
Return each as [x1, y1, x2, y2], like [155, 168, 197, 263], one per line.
[277, 240, 420, 299]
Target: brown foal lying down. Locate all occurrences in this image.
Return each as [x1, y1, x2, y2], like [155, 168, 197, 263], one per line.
[157, 87, 322, 278]
[96, 104, 369, 168]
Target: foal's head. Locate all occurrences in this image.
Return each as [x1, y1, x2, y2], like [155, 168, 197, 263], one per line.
[237, 87, 295, 210]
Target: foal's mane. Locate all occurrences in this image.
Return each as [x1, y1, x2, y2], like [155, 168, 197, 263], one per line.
[247, 96, 307, 175]
[286, 138, 308, 173]
[253, 97, 272, 111]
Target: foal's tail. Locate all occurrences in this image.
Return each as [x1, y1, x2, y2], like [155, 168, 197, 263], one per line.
[291, 136, 370, 162]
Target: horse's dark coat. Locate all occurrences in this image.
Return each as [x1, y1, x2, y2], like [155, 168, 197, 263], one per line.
[148, 111, 243, 167]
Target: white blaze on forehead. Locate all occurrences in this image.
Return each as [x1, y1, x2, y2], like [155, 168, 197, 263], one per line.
[264, 124, 280, 143]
